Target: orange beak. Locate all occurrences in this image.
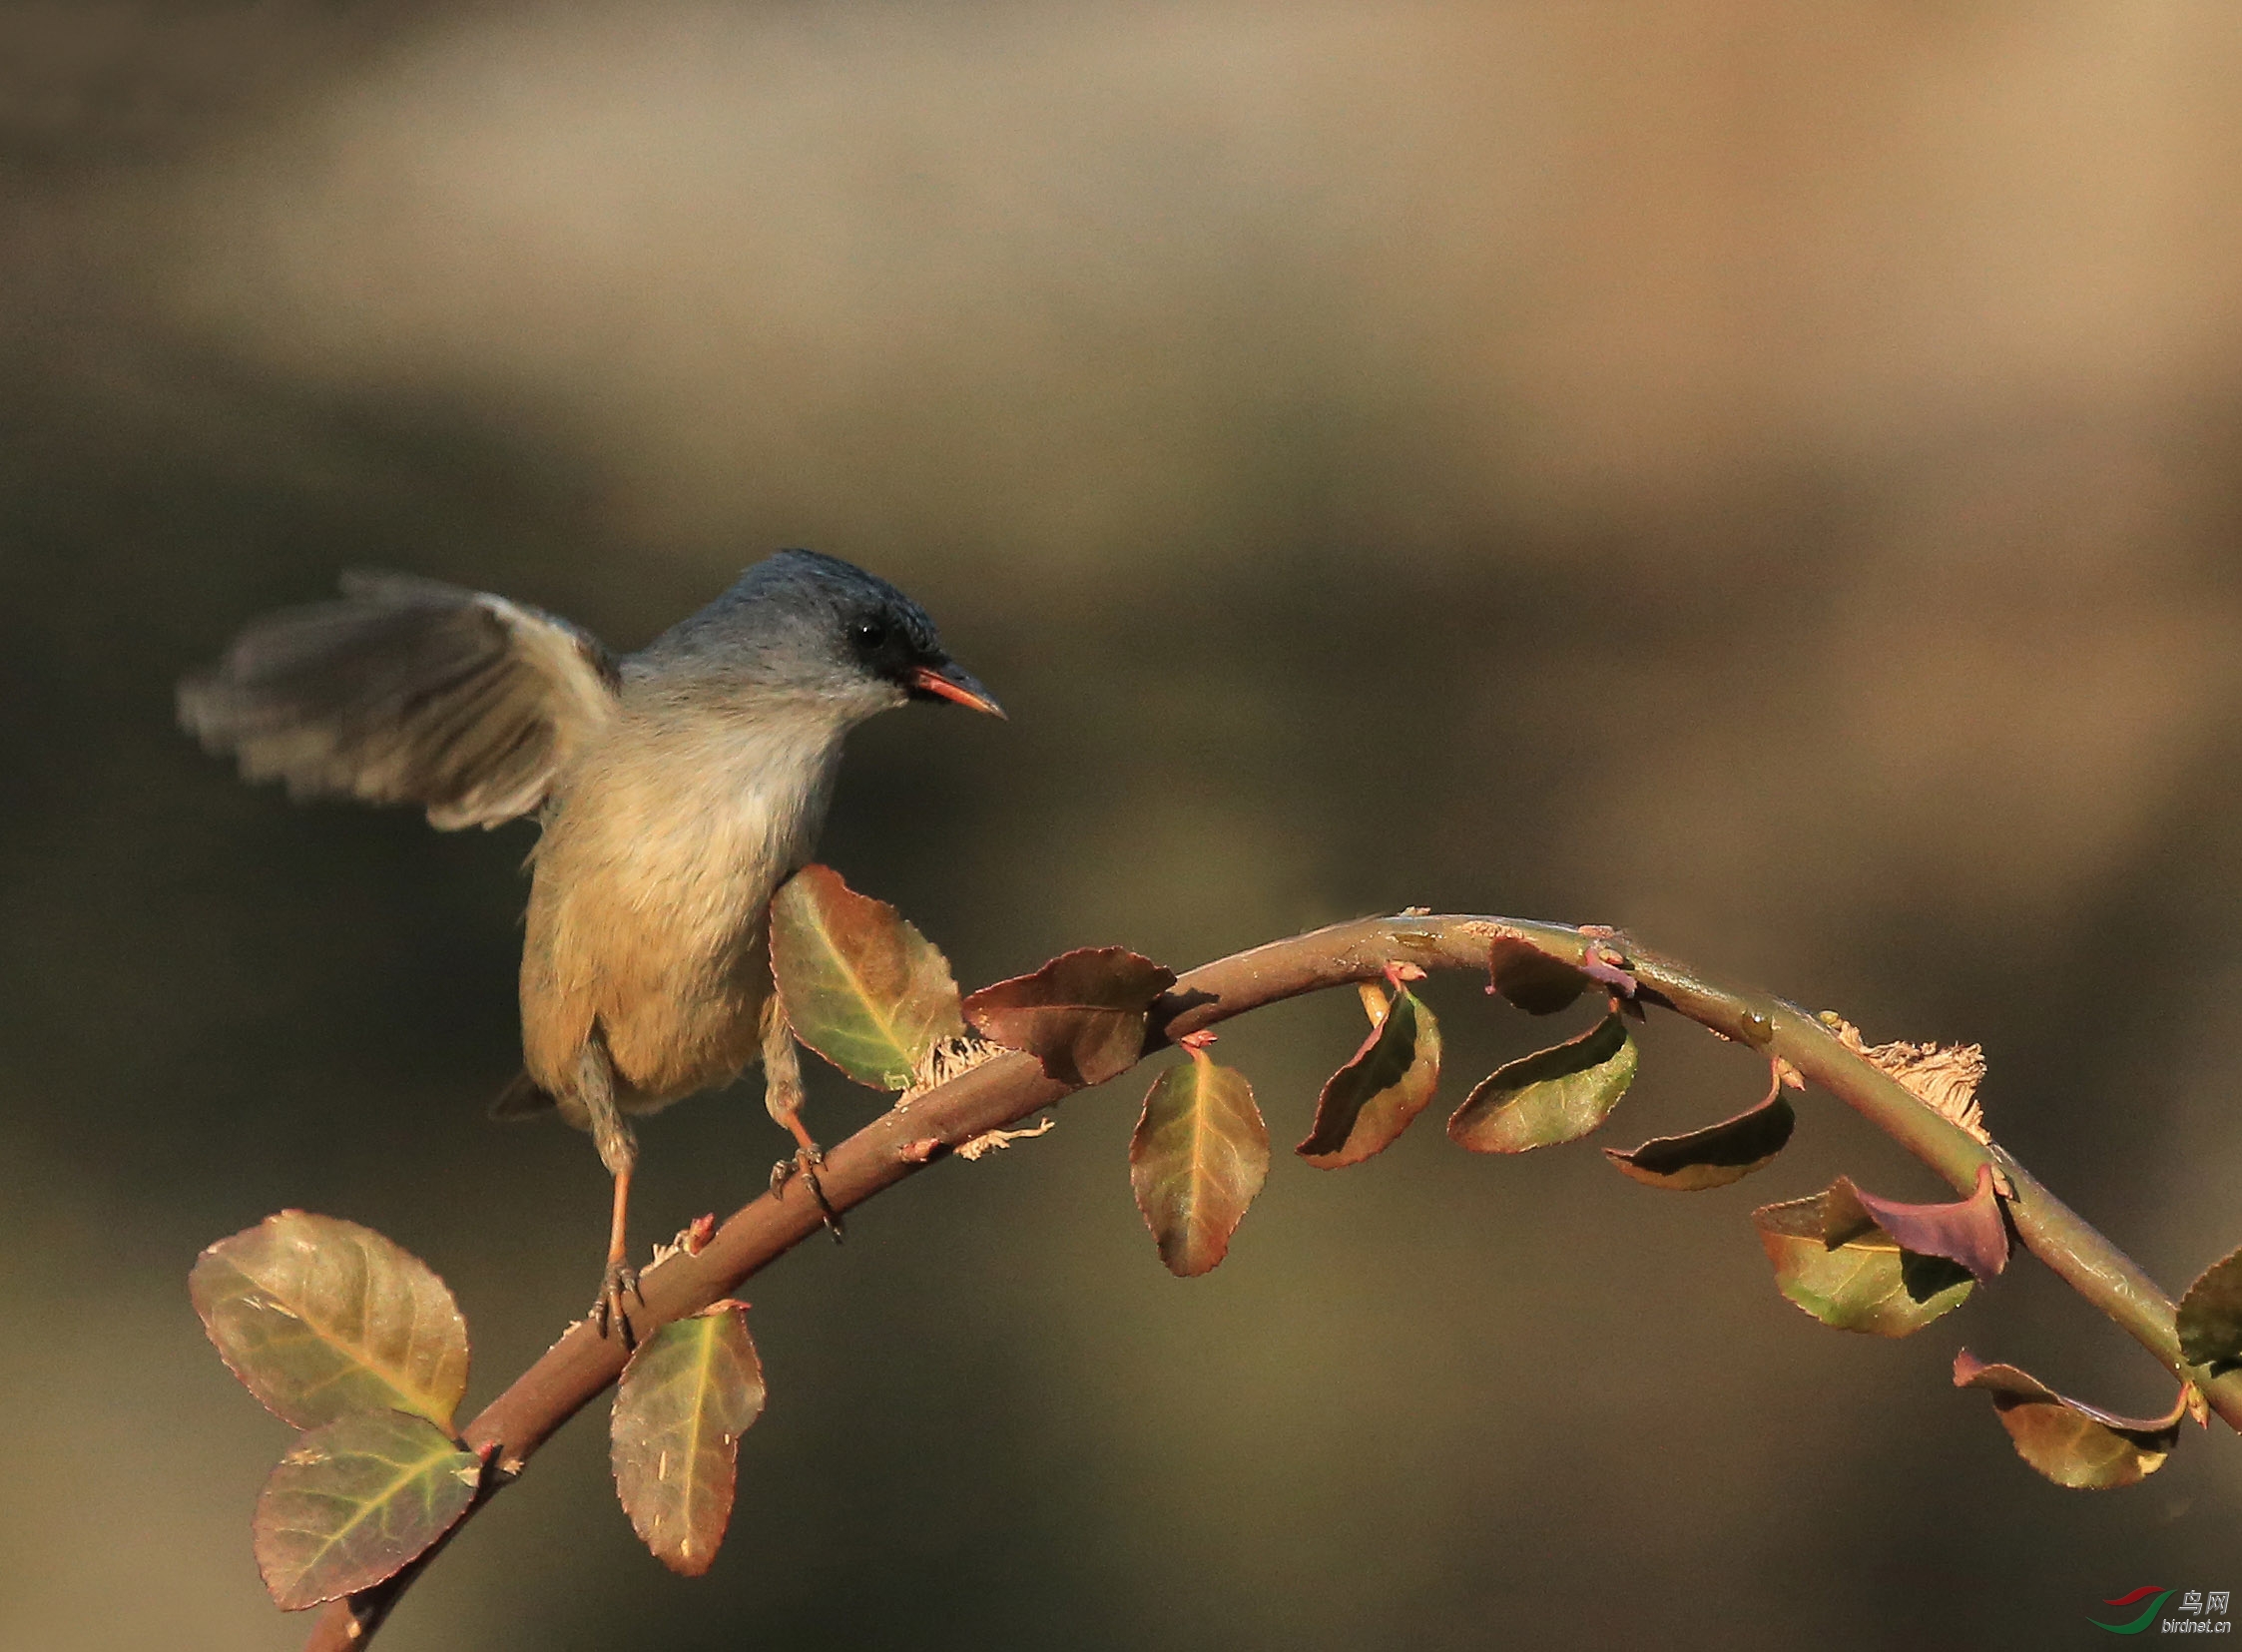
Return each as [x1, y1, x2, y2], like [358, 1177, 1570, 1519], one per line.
[906, 662, 1005, 719]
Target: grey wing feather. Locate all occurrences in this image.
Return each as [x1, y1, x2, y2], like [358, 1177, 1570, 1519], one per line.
[179, 571, 621, 829]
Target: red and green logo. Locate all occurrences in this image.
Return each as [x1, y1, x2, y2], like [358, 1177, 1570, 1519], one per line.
[2093, 1587, 2174, 1634]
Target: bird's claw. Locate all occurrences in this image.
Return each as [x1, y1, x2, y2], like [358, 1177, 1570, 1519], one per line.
[769, 1139, 825, 1189]
[770, 1145, 843, 1242]
[590, 1260, 644, 1349]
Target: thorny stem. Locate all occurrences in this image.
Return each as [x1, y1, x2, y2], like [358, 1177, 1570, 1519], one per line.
[303, 914, 2242, 1650]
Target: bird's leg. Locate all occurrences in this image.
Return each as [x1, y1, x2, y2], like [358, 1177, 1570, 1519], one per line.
[761, 994, 842, 1241]
[578, 1034, 644, 1345]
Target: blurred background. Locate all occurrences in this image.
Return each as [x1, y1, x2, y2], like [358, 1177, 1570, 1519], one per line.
[6, 2, 2242, 1647]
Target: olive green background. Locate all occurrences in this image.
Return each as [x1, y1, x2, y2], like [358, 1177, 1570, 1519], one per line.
[6, 5, 2242, 1647]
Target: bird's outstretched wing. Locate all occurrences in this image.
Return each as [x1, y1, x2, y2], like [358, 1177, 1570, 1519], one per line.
[179, 571, 621, 829]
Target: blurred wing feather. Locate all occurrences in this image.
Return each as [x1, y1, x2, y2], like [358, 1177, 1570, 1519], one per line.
[180, 572, 620, 829]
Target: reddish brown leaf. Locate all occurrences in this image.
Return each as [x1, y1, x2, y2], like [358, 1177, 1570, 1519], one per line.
[770, 863, 964, 1089]
[1605, 1082, 1795, 1191]
[611, 1302, 767, 1576]
[191, 1210, 470, 1432]
[1827, 1163, 2008, 1284]
[254, 1409, 481, 1610]
[1953, 1351, 2190, 1489]
[1129, 1047, 1269, 1277]
[962, 946, 1177, 1086]
[1485, 934, 1589, 1015]
[1298, 978, 1442, 1168]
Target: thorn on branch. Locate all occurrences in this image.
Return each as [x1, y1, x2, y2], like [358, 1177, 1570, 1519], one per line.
[1575, 926, 1639, 998]
[648, 1215, 720, 1270]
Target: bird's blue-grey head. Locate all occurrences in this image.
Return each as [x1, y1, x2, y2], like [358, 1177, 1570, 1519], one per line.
[636, 549, 1002, 726]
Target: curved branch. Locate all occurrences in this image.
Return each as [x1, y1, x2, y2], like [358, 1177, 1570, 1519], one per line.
[305, 914, 2242, 1649]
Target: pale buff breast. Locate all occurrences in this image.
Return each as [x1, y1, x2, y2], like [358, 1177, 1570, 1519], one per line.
[519, 699, 843, 1112]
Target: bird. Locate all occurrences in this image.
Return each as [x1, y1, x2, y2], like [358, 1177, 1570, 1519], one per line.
[180, 550, 1003, 1340]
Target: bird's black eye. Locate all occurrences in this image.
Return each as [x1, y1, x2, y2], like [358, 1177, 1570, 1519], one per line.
[851, 618, 887, 650]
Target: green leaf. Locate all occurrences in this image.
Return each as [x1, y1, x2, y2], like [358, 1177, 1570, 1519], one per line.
[190, 1211, 470, 1431]
[770, 863, 966, 1089]
[2177, 1246, 2242, 1373]
[1446, 1011, 1637, 1153]
[254, 1409, 481, 1610]
[1130, 1047, 1269, 1277]
[1752, 1188, 1974, 1337]
[961, 946, 1177, 1086]
[1605, 1088, 1795, 1191]
[611, 1301, 768, 1576]
[1298, 981, 1441, 1168]
[1953, 1352, 2190, 1489]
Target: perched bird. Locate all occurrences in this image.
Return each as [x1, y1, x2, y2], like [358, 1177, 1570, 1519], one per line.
[181, 550, 1003, 1338]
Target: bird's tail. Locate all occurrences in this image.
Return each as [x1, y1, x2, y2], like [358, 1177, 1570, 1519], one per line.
[489, 1069, 559, 1122]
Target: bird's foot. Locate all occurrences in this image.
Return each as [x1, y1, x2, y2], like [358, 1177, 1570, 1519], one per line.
[590, 1259, 645, 1349]
[770, 1144, 844, 1243]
